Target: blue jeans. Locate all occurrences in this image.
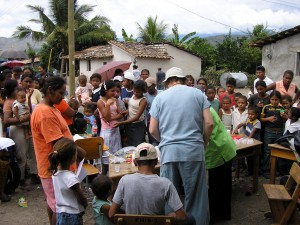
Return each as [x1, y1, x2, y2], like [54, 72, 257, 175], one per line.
[161, 161, 209, 225]
[263, 129, 283, 173]
[56, 212, 83, 225]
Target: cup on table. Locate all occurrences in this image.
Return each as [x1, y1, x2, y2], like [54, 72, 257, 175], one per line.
[114, 164, 121, 173]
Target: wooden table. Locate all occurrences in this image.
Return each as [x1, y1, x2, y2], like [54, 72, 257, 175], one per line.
[234, 138, 262, 193]
[269, 143, 299, 184]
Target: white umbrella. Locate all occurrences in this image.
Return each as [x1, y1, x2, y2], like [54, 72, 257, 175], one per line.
[0, 137, 15, 150]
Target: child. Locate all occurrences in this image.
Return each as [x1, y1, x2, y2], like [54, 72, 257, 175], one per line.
[261, 91, 288, 178]
[75, 74, 92, 106]
[73, 117, 87, 136]
[90, 73, 102, 107]
[48, 138, 88, 225]
[33, 78, 40, 90]
[281, 95, 293, 115]
[219, 96, 233, 131]
[185, 75, 195, 87]
[98, 80, 123, 154]
[233, 92, 242, 110]
[293, 91, 300, 107]
[197, 78, 207, 92]
[121, 72, 135, 107]
[13, 88, 33, 138]
[114, 80, 147, 147]
[205, 85, 220, 113]
[83, 103, 96, 135]
[219, 77, 236, 107]
[232, 95, 248, 134]
[248, 80, 270, 116]
[91, 175, 114, 225]
[108, 143, 193, 224]
[205, 107, 236, 223]
[216, 87, 226, 100]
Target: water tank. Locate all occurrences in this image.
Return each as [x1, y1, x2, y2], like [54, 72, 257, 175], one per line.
[220, 72, 248, 88]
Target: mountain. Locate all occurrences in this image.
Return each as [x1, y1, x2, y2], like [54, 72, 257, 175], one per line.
[0, 37, 43, 53]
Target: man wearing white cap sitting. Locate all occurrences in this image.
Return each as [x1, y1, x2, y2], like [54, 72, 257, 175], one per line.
[149, 67, 213, 225]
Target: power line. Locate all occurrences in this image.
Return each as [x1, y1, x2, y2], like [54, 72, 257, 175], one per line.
[278, 0, 300, 7]
[262, 0, 300, 10]
[94, 0, 105, 17]
[165, 0, 248, 34]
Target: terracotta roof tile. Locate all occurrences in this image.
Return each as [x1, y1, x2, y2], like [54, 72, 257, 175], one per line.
[61, 45, 113, 59]
[109, 40, 171, 59]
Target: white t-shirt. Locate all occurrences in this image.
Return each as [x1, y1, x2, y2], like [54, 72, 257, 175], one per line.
[232, 108, 248, 134]
[253, 76, 273, 95]
[52, 170, 84, 214]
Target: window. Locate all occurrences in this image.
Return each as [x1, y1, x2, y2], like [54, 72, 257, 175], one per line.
[296, 53, 300, 76]
[87, 60, 91, 71]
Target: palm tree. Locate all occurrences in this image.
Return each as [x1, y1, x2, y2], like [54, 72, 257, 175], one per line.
[136, 16, 168, 43]
[25, 43, 37, 68]
[169, 24, 198, 47]
[247, 24, 275, 42]
[12, 0, 115, 54]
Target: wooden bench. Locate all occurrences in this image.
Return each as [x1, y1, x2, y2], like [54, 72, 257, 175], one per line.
[114, 214, 174, 225]
[263, 162, 300, 225]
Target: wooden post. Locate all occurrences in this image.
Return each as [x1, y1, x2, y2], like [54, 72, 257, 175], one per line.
[68, 0, 75, 98]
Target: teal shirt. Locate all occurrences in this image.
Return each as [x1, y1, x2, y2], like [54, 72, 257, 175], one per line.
[92, 197, 113, 225]
[209, 99, 220, 113]
[205, 107, 237, 169]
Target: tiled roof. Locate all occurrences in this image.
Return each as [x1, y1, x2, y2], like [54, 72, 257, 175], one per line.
[108, 40, 171, 59]
[21, 57, 40, 64]
[61, 45, 113, 59]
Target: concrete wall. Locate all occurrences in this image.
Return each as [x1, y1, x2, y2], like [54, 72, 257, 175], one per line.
[79, 44, 202, 81]
[262, 33, 300, 84]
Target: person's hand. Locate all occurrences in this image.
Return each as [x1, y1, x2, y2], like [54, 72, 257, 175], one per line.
[257, 101, 263, 108]
[113, 122, 120, 128]
[28, 88, 34, 97]
[233, 129, 239, 134]
[20, 114, 30, 123]
[120, 110, 128, 116]
[85, 118, 90, 124]
[269, 115, 277, 123]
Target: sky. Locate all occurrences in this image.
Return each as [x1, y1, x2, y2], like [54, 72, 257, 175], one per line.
[0, 0, 300, 39]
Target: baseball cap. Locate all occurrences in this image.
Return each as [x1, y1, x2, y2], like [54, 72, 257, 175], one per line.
[163, 67, 185, 82]
[134, 143, 157, 161]
[123, 72, 135, 81]
[145, 77, 156, 87]
[113, 75, 123, 82]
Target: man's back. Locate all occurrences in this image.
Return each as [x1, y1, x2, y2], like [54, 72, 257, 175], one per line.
[112, 173, 182, 215]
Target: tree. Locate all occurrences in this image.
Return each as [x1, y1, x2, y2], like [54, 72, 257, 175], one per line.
[247, 24, 275, 43]
[25, 43, 38, 68]
[169, 24, 198, 47]
[187, 37, 216, 71]
[121, 28, 135, 42]
[12, 0, 115, 70]
[136, 16, 168, 43]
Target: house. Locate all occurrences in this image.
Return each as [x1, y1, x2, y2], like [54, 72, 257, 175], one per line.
[62, 41, 202, 79]
[252, 25, 300, 84]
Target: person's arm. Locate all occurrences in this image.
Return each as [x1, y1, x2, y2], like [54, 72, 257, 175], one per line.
[218, 108, 223, 118]
[149, 116, 160, 142]
[115, 98, 147, 126]
[108, 202, 121, 221]
[266, 82, 276, 92]
[13, 106, 20, 121]
[233, 123, 245, 134]
[62, 106, 75, 118]
[111, 100, 124, 121]
[4, 107, 30, 127]
[28, 89, 34, 113]
[100, 204, 111, 219]
[70, 183, 88, 209]
[248, 127, 259, 138]
[203, 108, 213, 147]
[97, 98, 113, 122]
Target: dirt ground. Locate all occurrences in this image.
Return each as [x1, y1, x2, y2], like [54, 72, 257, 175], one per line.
[0, 173, 282, 225]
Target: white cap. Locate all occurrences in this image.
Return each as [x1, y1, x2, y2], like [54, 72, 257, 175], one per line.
[113, 75, 123, 82]
[163, 67, 185, 82]
[134, 143, 157, 161]
[123, 72, 135, 81]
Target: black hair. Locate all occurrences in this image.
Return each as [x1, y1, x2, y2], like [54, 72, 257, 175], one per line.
[216, 86, 225, 92]
[12, 67, 22, 73]
[48, 138, 77, 175]
[282, 95, 293, 103]
[100, 80, 116, 97]
[205, 84, 216, 93]
[21, 74, 34, 81]
[4, 79, 18, 98]
[239, 95, 248, 102]
[136, 159, 157, 166]
[185, 75, 195, 83]
[40, 76, 66, 95]
[133, 80, 147, 93]
[294, 91, 300, 103]
[114, 81, 122, 91]
[197, 77, 207, 85]
[84, 103, 95, 112]
[256, 65, 265, 72]
[234, 92, 242, 98]
[133, 65, 138, 69]
[114, 69, 123, 76]
[255, 80, 267, 88]
[283, 70, 294, 78]
[0, 73, 5, 82]
[141, 69, 150, 75]
[91, 175, 112, 200]
[248, 106, 258, 114]
[90, 73, 101, 82]
[226, 77, 236, 87]
[68, 98, 79, 109]
[269, 90, 282, 101]
[39, 64, 47, 71]
[23, 67, 34, 75]
[78, 74, 87, 81]
[165, 77, 186, 87]
[73, 118, 87, 134]
[290, 107, 300, 121]
[2, 69, 12, 77]
[222, 95, 231, 103]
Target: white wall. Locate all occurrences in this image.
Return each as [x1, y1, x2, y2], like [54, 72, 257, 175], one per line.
[262, 33, 300, 84]
[79, 58, 113, 78]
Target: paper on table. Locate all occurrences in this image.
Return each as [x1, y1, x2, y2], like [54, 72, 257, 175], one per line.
[73, 134, 84, 141]
[76, 159, 88, 182]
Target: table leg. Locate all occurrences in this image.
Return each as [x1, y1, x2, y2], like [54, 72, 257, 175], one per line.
[253, 146, 260, 193]
[270, 154, 277, 184]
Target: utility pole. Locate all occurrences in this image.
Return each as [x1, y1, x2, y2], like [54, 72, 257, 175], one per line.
[68, 0, 75, 98]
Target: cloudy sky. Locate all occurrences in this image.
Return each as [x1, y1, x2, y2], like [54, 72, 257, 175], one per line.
[0, 0, 300, 38]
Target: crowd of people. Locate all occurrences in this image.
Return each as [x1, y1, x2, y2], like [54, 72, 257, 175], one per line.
[0, 64, 300, 225]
